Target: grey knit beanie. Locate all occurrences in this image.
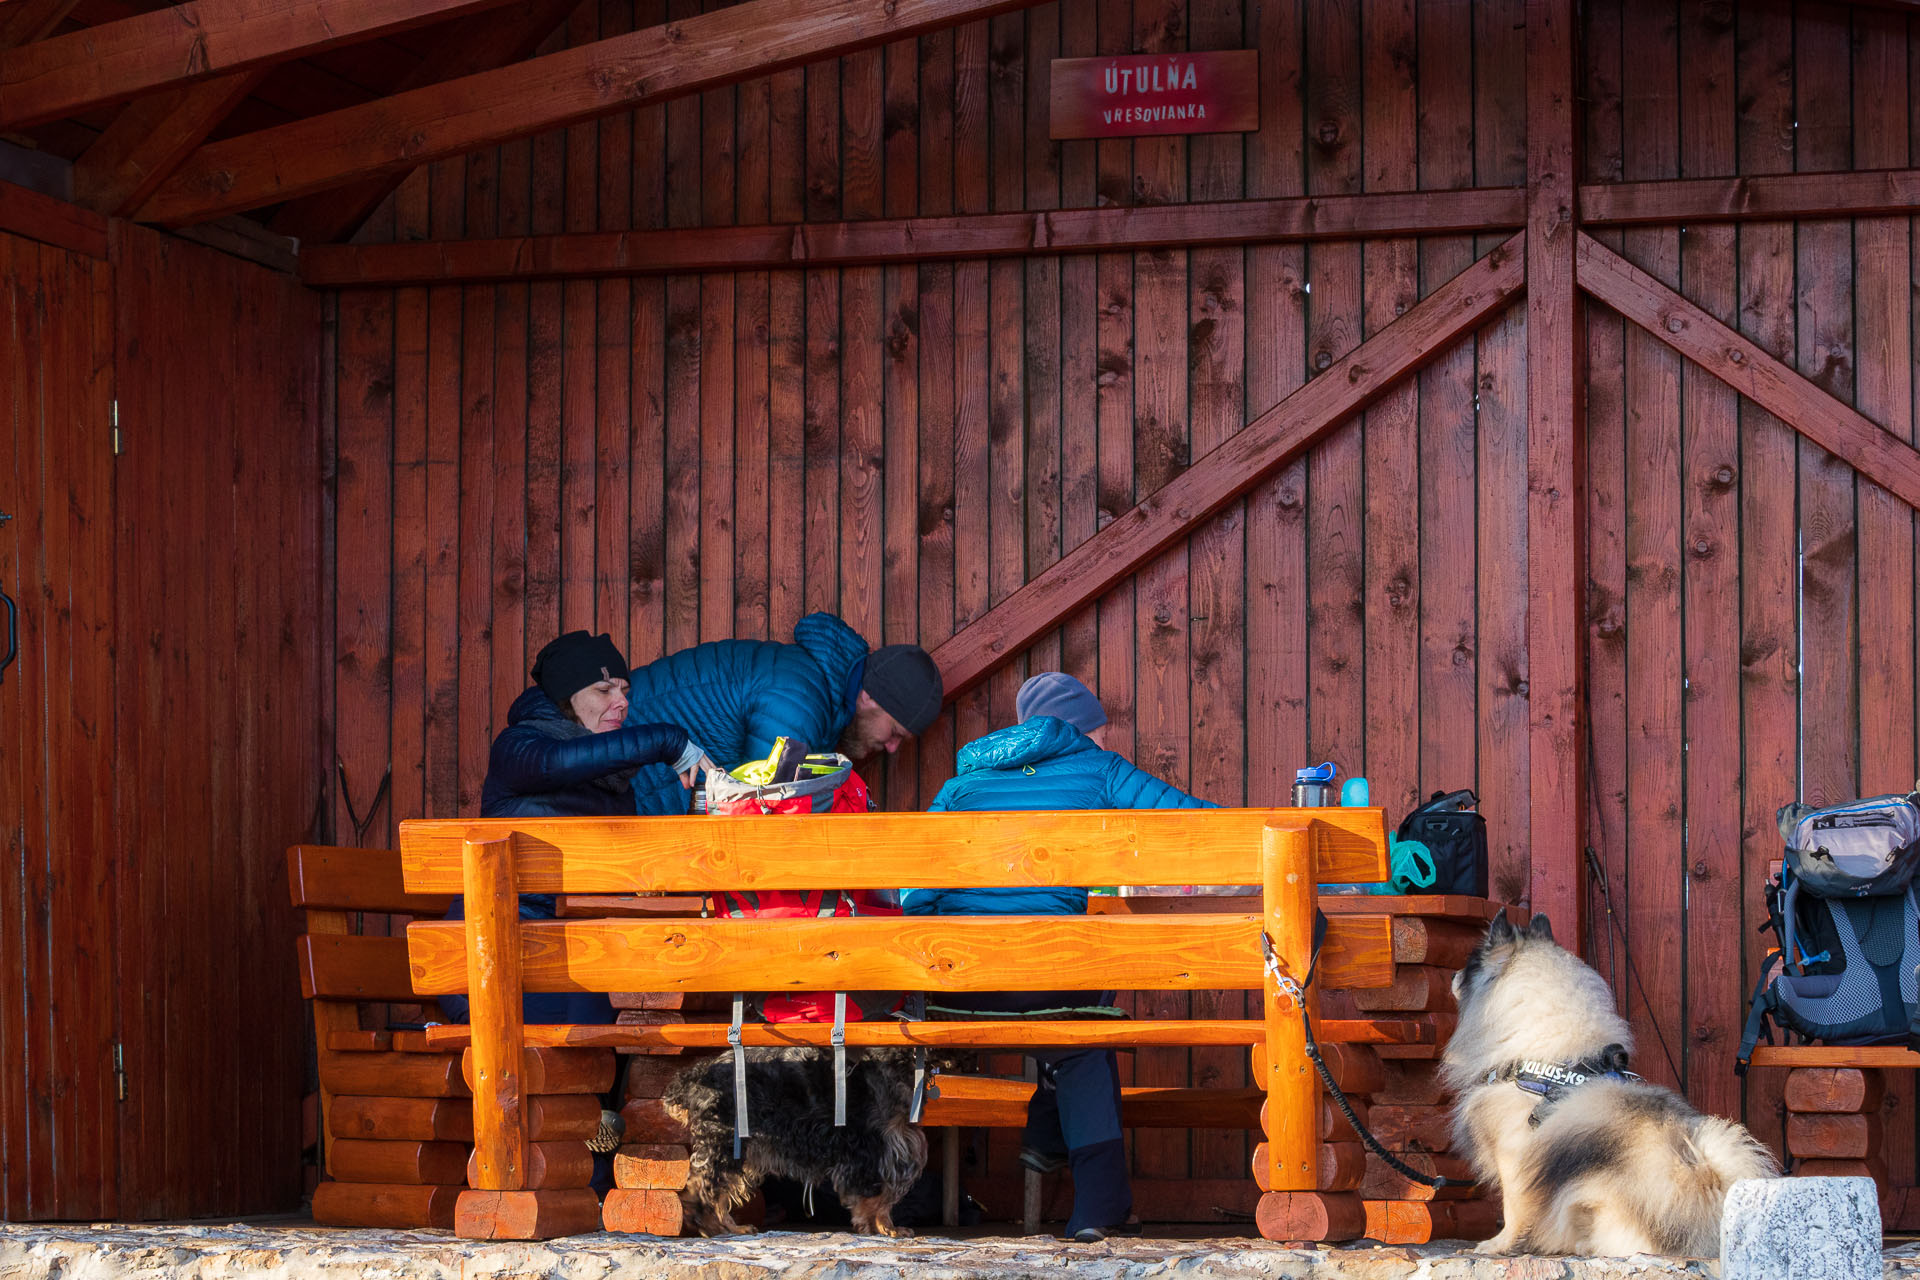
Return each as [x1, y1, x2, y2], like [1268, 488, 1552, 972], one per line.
[1015, 672, 1107, 735]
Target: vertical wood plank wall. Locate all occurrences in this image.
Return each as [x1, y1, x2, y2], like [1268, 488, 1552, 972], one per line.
[0, 222, 325, 1221]
[110, 226, 327, 1220]
[322, 0, 1920, 1195]
[0, 228, 116, 1223]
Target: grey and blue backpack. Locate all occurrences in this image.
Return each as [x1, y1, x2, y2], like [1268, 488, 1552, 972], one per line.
[1736, 793, 1920, 1074]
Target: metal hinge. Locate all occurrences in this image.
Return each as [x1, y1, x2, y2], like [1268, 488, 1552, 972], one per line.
[114, 1044, 126, 1102]
[110, 401, 123, 456]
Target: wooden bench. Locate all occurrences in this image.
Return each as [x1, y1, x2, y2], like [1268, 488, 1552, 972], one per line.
[399, 806, 1420, 1241]
[288, 845, 616, 1230]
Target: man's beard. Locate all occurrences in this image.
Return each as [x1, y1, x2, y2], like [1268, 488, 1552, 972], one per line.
[839, 718, 886, 763]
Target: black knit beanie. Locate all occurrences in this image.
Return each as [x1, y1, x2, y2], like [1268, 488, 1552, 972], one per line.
[531, 631, 630, 709]
[861, 644, 944, 736]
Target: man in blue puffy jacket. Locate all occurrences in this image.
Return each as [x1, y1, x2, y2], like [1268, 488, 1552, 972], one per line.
[620, 612, 943, 814]
[904, 672, 1214, 1241]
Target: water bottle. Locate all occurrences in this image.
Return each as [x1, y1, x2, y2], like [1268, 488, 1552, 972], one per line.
[1292, 761, 1338, 807]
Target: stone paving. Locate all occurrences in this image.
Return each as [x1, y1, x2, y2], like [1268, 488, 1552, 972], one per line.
[6, 1223, 1920, 1280]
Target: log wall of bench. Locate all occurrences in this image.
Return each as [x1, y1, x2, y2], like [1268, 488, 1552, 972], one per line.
[294, 845, 626, 1234]
[291, 845, 474, 1231]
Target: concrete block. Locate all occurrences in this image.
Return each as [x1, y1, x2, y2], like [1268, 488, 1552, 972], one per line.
[1722, 1176, 1880, 1280]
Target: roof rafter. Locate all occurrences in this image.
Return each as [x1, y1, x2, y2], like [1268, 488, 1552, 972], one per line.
[139, 0, 1049, 227]
[0, 0, 526, 129]
[268, 0, 582, 245]
[71, 72, 265, 216]
[0, 0, 81, 52]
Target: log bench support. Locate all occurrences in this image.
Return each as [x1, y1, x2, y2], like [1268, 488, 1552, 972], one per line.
[1784, 1067, 1889, 1191]
[455, 836, 604, 1239]
[1257, 821, 1364, 1241]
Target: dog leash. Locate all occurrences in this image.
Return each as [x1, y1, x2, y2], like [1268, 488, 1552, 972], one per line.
[1262, 915, 1473, 1191]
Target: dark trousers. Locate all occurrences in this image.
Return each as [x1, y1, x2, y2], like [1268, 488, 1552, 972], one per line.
[941, 990, 1133, 1234]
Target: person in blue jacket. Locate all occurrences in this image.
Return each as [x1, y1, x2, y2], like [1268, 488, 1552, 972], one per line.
[904, 672, 1215, 1242]
[441, 629, 710, 1028]
[618, 612, 943, 814]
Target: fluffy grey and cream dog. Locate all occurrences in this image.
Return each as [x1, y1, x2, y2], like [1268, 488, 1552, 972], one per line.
[663, 1047, 929, 1237]
[1441, 913, 1776, 1256]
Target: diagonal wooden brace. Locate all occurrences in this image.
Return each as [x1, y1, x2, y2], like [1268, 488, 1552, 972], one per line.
[1576, 231, 1920, 513]
[931, 233, 1527, 701]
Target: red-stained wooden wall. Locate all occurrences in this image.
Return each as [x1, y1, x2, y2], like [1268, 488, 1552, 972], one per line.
[314, 0, 1920, 1206]
[0, 221, 324, 1220]
[1, 225, 117, 1224]
[1581, 0, 1919, 1187]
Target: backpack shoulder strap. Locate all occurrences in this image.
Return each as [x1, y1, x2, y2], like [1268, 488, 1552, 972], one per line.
[1736, 950, 1783, 1076]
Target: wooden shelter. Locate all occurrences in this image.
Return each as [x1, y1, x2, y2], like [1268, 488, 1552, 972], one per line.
[3, 0, 1920, 1230]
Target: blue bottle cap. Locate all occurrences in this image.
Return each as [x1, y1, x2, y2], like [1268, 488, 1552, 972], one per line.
[1294, 761, 1337, 785]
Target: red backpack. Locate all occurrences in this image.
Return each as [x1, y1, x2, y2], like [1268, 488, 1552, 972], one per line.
[703, 742, 899, 1023]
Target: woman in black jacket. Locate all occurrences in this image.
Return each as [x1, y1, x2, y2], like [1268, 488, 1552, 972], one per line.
[442, 630, 709, 1026]
[483, 629, 709, 817]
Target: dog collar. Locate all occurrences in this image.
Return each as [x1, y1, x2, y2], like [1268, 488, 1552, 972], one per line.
[1484, 1050, 1641, 1101]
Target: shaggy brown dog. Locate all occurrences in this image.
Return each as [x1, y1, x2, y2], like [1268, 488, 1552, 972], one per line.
[663, 1046, 929, 1237]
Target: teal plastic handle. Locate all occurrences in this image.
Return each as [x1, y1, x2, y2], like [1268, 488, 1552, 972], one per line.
[1388, 835, 1438, 892]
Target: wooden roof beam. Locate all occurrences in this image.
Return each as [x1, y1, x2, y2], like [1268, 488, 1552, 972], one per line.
[268, 0, 582, 245]
[0, 0, 528, 129]
[0, 177, 107, 257]
[140, 0, 1047, 228]
[1576, 231, 1920, 512]
[71, 71, 265, 216]
[299, 186, 1527, 286]
[0, 0, 82, 52]
[1580, 167, 1920, 226]
[929, 233, 1528, 701]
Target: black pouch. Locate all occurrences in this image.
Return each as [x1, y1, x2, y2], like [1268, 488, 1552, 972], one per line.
[1397, 789, 1489, 897]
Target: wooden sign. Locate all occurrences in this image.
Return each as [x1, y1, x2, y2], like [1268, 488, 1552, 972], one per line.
[1049, 50, 1258, 140]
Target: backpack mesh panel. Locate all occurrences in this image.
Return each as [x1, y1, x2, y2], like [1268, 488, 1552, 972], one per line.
[1773, 891, 1920, 1039]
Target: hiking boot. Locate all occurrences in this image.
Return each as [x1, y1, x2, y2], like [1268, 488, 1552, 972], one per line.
[1071, 1219, 1142, 1243]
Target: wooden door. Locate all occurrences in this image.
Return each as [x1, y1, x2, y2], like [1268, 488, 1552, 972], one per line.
[0, 229, 121, 1221]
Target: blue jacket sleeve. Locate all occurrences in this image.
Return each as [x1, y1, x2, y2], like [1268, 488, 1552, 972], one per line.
[489, 721, 690, 798]
[1102, 755, 1217, 810]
